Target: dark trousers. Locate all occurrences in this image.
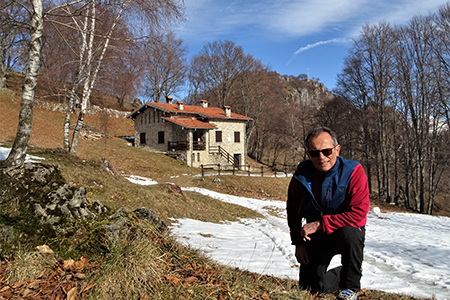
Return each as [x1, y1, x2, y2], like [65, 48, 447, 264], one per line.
[299, 226, 365, 294]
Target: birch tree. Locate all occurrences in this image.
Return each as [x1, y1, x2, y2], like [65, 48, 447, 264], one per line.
[4, 0, 44, 167]
[60, 0, 183, 154]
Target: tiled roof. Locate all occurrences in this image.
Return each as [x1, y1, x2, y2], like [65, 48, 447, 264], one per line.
[162, 117, 217, 129]
[146, 102, 253, 121]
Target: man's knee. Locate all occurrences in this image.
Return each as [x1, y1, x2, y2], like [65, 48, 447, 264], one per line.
[338, 226, 365, 248]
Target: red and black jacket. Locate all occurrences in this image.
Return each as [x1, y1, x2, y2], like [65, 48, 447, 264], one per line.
[287, 156, 370, 245]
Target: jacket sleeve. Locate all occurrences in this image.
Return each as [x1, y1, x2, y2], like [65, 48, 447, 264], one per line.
[286, 177, 305, 245]
[321, 164, 370, 234]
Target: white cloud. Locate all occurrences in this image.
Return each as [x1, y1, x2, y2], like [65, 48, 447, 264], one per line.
[178, 0, 449, 42]
[270, 0, 369, 37]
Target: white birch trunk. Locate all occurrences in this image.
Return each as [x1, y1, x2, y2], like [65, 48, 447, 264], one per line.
[69, 1, 127, 154]
[4, 0, 43, 167]
[69, 0, 96, 154]
[63, 9, 89, 151]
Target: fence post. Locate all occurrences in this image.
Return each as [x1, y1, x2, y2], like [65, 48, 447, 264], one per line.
[232, 164, 235, 175]
[248, 165, 250, 176]
[261, 166, 264, 177]
[218, 164, 221, 176]
[201, 165, 204, 177]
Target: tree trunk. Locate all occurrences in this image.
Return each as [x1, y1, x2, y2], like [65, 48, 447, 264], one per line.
[69, 0, 124, 154]
[64, 10, 89, 151]
[0, 71, 6, 90]
[4, 0, 43, 168]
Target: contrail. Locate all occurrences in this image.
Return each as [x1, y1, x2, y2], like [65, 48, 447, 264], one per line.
[287, 38, 349, 65]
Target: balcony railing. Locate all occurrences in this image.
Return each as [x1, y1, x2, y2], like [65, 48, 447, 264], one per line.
[168, 141, 206, 151]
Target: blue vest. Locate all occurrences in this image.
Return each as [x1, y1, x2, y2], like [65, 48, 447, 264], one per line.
[292, 156, 359, 223]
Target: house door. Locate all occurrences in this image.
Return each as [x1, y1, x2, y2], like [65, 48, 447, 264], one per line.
[234, 154, 240, 165]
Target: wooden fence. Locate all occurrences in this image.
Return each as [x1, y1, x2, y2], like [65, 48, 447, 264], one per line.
[200, 163, 297, 177]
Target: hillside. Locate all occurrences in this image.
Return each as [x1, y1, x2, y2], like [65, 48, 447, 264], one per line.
[0, 74, 431, 300]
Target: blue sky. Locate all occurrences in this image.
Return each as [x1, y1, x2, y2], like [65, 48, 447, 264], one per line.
[174, 0, 449, 93]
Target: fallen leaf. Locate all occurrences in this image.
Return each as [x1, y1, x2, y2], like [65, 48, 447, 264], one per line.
[261, 291, 270, 300]
[183, 276, 197, 283]
[36, 245, 54, 256]
[37, 269, 46, 279]
[67, 286, 78, 300]
[177, 254, 189, 261]
[163, 275, 182, 286]
[63, 259, 75, 270]
[82, 283, 97, 293]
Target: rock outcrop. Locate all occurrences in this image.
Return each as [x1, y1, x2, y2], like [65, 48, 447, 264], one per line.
[0, 162, 166, 258]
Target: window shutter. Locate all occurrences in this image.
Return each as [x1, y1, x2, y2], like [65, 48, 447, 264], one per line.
[216, 131, 222, 142]
[234, 132, 240, 143]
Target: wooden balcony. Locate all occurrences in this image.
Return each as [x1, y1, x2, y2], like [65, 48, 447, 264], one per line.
[168, 141, 205, 151]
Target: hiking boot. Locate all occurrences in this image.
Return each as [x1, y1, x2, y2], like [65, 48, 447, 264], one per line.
[337, 289, 358, 300]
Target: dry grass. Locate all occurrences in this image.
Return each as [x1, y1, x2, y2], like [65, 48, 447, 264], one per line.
[89, 237, 166, 299]
[6, 251, 57, 284]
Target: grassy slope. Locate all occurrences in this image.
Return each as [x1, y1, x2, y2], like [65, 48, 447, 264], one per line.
[0, 75, 429, 300]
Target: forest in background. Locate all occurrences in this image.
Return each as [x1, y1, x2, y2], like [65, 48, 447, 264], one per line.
[2, 0, 450, 216]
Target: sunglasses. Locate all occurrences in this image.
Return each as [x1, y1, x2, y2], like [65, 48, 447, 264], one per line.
[308, 147, 335, 157]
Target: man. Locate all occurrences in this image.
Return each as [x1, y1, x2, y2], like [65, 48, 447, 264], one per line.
[287, 126, 370, 300]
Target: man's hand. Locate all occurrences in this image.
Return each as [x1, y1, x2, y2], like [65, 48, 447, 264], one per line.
[300, 220, 322, 241]
[295, 244, 309, 265]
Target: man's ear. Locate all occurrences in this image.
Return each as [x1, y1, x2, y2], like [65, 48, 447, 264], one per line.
[336, 145, 341, 156]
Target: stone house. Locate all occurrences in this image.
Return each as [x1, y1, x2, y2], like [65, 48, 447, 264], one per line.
[127, 97, 252, 168]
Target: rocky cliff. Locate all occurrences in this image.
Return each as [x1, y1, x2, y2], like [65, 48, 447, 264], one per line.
[278, 74, 334, 108]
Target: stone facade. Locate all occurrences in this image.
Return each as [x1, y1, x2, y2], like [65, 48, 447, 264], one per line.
[127, 99, 252, 168]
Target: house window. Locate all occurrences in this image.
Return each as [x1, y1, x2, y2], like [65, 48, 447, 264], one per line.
[158, 131, 165, 144]
[216, 131, 222, 143]
[140, 132, 146, 144]
[234, 131, 240, 143]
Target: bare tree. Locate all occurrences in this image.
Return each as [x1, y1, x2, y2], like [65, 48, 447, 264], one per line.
[0, 1, 27, 90]
[348, 22, 397, 203]
[335, 7, 450, 215]
[189, 40, 263, 108]
[142, 32, 187, 103]
[335, 54, 377, 193]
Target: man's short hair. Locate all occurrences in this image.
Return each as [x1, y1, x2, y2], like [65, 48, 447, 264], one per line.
[304, 126, 339, 150]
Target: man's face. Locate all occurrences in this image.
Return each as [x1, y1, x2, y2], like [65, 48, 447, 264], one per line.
[307, 132, 341, 172]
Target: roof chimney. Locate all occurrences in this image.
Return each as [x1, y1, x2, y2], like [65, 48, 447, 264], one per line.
[200, 100, 208, 108]
[224, 106, 231, 117]
[177, 101, 184, 110]
[166, 96, 173, 105]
